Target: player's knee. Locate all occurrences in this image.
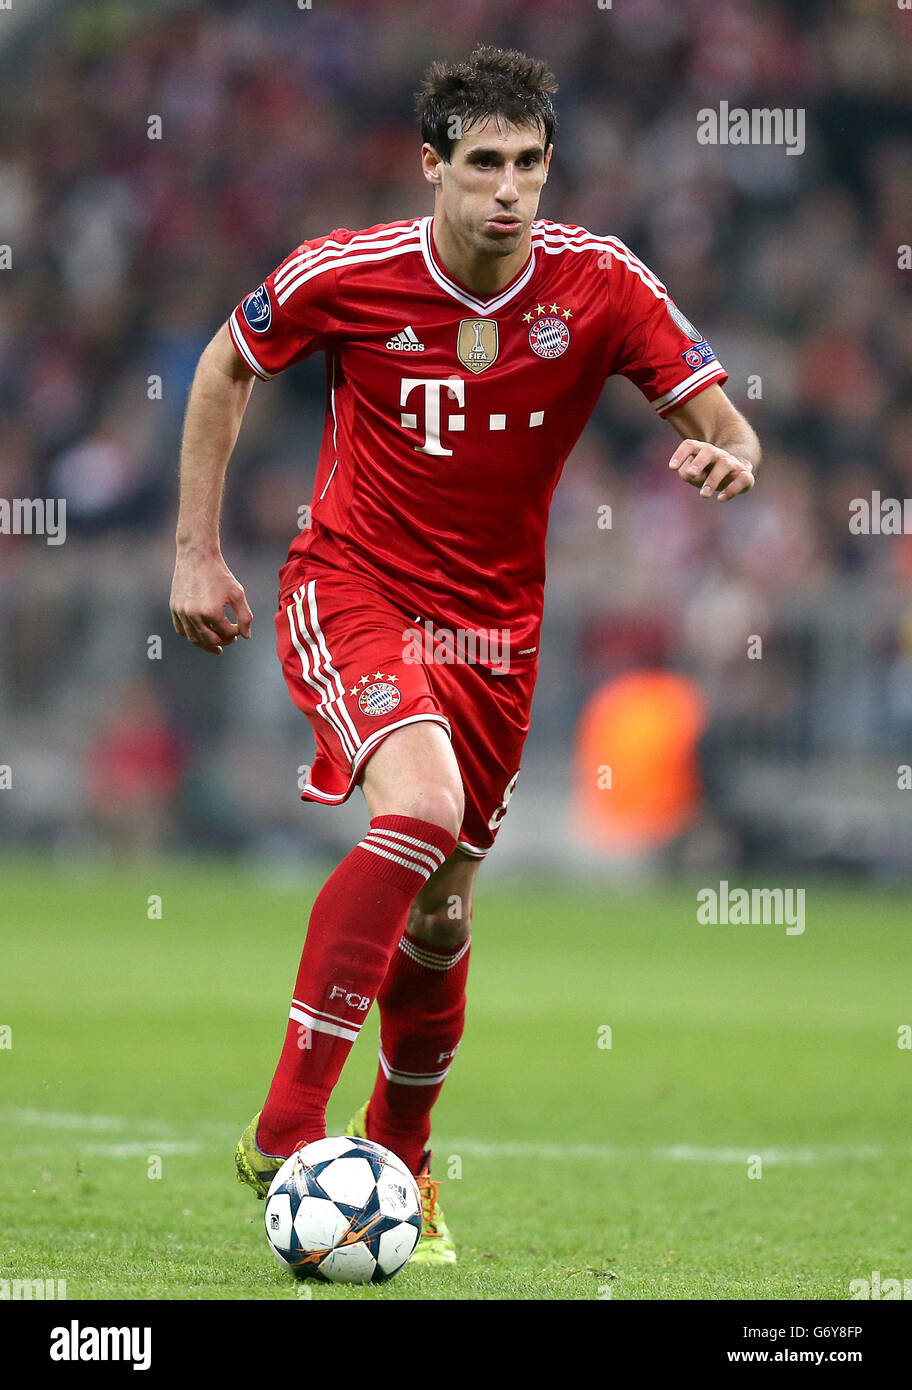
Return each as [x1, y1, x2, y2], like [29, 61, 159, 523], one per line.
[360, 721, 464, 838]
[389, 784, 464, 840]
[406, 896, 472, 948]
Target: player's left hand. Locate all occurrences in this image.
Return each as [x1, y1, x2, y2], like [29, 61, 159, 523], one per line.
[668, 439, 755, 502]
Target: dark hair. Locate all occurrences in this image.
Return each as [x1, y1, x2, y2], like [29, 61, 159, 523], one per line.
[415, 45, 558, 162]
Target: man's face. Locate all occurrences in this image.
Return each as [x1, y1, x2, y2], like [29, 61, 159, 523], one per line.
[423, 117, 552, 256]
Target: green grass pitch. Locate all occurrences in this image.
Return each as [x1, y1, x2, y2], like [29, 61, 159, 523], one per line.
[1, 856, 909, 1301]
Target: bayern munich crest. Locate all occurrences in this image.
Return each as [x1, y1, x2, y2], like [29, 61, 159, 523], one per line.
[357, 679, 402, 717]
[529, 314, 571, 359]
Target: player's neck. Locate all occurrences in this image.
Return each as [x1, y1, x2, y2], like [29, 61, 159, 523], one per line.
[431, 214, 531, 298]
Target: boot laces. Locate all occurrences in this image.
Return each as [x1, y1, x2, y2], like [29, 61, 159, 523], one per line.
[417, 1172, 441, 1236]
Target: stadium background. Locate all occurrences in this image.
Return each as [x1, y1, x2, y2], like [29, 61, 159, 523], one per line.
[1, 0, 911, 876]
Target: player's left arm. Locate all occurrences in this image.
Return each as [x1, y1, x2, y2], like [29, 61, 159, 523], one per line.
[665, 384, 760, 502]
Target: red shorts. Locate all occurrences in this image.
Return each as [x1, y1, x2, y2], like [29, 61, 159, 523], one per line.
[274, 565, 537, 858]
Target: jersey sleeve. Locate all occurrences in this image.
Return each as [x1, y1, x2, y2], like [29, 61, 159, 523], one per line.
[228, 236, 341, 379]
[605, 241, 728, 417]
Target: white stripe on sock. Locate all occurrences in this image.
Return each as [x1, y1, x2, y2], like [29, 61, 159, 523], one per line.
[378, 1046, 451, 1087]
[363, 832, 441, 877]
[368, 826, 447, 866]
[359, 840, 433, 879]
[289, 1004, 360, 1043]
[398, 934, 471, 971]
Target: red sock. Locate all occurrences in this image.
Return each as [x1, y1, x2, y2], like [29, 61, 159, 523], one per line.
[258, 816, 456, 1156]
[365, 929, 471, 1176]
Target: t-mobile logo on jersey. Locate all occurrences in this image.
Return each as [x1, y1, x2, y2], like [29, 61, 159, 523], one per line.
[399, 377, 545, 455]
[329, 987, 371, 1011]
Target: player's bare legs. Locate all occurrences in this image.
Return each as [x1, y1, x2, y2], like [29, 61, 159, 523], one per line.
[358, 719, 465, 839]
[406, 847, 479, 947]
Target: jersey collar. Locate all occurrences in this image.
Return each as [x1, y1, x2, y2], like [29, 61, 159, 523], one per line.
[420, 215, 536, 313]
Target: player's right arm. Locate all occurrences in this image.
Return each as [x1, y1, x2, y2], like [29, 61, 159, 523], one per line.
[170, 321, 256, 655]
[171, 232, 341, 651]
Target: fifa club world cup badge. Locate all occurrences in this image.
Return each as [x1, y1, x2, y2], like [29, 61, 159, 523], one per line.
[457, 319, 499, 374]
[353, 672, 402, 717]
[525, 303, 572, 359]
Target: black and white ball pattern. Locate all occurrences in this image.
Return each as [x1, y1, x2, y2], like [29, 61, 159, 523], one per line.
[264, 1136, 423, 1284]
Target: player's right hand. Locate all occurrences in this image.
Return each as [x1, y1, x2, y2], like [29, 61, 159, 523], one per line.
[169, 551, 253, 655]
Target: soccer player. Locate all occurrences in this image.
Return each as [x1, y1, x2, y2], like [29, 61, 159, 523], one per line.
[170, 46, 760, 1265]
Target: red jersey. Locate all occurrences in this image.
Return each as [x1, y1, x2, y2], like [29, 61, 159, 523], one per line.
[229, 216, 727, 669]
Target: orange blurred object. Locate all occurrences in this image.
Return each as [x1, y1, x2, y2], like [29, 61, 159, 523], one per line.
[573, 670, 707, 852]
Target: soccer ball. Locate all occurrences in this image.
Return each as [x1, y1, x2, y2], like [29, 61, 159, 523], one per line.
[263, 1135, 423, 1284]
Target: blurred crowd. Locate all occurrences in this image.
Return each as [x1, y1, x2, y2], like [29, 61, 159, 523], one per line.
[1, 0, 911, 869]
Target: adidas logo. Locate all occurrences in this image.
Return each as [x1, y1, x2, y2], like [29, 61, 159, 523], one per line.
[386, 325, 425, 351]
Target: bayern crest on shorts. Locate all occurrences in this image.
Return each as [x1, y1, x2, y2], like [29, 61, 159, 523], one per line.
[529, 315, 570, 359]
[358, 682, 401, 717]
